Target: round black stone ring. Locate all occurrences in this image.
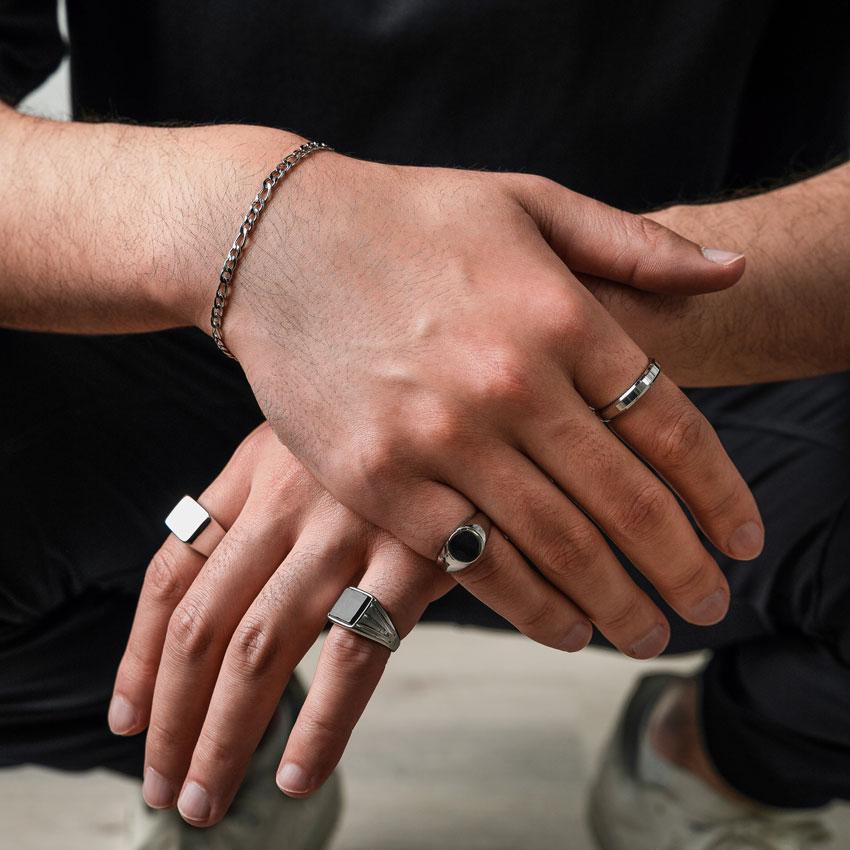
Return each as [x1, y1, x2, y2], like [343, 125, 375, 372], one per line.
[437, 512, 492, 574]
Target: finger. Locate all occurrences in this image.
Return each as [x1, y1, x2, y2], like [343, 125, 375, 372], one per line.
[142, 484, 300, 811]
[447, 528, 593, 651]
[277, 539, 446, 798]
[359, 475, 596, 652]
[520, 392, 731, 625]
[512, 174, 745, 294]
[569, 301, 764, 564]
[108, 450, 252, 739]
[454, 444, 672, 658]
[173, 515, 362, 826]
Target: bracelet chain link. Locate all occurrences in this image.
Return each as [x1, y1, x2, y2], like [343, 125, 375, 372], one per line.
[210, 140, 333, 358]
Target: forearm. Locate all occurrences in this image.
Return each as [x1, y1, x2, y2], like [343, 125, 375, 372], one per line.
[589, 161, 850, 386]
[0, 102, 303, 333]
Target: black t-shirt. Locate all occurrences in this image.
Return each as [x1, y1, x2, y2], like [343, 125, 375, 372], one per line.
[0, 0, 849, 628]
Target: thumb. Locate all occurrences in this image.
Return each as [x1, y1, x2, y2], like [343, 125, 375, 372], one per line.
[513, 176, 745, 295]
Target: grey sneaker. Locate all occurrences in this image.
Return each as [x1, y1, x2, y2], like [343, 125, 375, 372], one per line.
[130, 674, 342, 849]
[588, 673, 831, 850]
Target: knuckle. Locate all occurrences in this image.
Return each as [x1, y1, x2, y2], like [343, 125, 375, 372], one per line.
[415, 403, 467, 454]
[616, 482, 670, 542]
[546, 296, 589, 346]
[297, 706, 342, 748]
[514, 595, 559, 640]
[696, 479, 743, 526]
[228, 619, 282, 681]
[655, 406, 709, 469]
[193, 727, 239, 774]
[357, 437, 402, 483]
[503, 171, 557, 212]
[663, 560, 714, 600]
[144, 547, 189, 606]
[612, 215, 670, 284]
[595, 590, 644, 634]
[166, 597, 215, 660]
[630, 214, 668, 254]
[146, 718, 187, 757]
[121, 640, 160, 686]
[335, 434, 405, 511]
[520, 172, 558, 194]
[467, 351, 534, 409]
[539, 523, 599, 583]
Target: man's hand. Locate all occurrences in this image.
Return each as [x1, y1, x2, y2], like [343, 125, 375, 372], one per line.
[0, 104, 763, 657]
[585, 162, 850, 387]
[224, 151, 762, 659]
[110, 422, 454, 825]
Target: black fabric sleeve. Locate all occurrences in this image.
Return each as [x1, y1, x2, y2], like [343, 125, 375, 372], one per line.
[0, 0, 64, 105]
[725, 0, 850, 189]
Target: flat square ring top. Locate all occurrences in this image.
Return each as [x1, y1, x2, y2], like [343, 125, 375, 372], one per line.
[165, 495, 211, 544]
[328, 587, 373, 627]
[327, 587, 401, 652]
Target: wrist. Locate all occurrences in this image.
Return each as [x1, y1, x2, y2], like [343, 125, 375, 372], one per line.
[149, 124, 310, 333]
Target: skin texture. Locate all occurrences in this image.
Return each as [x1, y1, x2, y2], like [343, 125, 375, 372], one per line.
[0, 101, 765, 662]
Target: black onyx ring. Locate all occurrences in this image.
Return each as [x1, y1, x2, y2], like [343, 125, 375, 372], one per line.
[437, 512, 492, 574]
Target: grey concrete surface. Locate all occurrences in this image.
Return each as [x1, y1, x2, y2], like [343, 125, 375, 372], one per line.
[3, 627, 850, 850]
[0, 628, 697, 850]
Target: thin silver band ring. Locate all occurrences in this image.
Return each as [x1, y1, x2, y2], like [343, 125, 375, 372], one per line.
[593, 359, 661, 423]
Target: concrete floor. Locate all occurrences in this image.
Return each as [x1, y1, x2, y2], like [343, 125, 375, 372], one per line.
[0, 627, 692, 850]
[4, 625, 850, 850]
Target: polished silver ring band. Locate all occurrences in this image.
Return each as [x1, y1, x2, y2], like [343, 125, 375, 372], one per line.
[328, 587, 401, 652]
[594, 359, 661, 423]
[437, 511, 492, 574]
[164, 495, 226, 557]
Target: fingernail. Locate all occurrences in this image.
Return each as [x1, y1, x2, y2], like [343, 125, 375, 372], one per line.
[701, 246, 744, 265]
[692, 587, 730, 624]
[177, 781, 212, 823]
[559, 621, 593, 652]
[628, 623, 669, 659]
[728, 520, 764, 560]
[277, 762, 310, 796]
[142, 767, 175, 809]
[107, 694, 139, 735]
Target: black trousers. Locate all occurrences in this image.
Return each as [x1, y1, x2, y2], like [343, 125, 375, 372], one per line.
[1, 329, 849, 809]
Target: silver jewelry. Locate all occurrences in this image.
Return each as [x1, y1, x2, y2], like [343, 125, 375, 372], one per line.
[211, 140, 333, 359]
[593, 359, 661, 423]
[328, 587, 400, 652]
[437, 512, 491, 573]
[164, 495, 226, 557]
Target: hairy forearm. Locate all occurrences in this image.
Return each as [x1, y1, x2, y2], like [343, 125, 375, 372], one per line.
[589, 161, 850, 386]
[0, 102, 302, 333]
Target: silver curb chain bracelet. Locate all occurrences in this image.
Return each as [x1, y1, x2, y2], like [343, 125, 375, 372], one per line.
[210, 140, 333, 359]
